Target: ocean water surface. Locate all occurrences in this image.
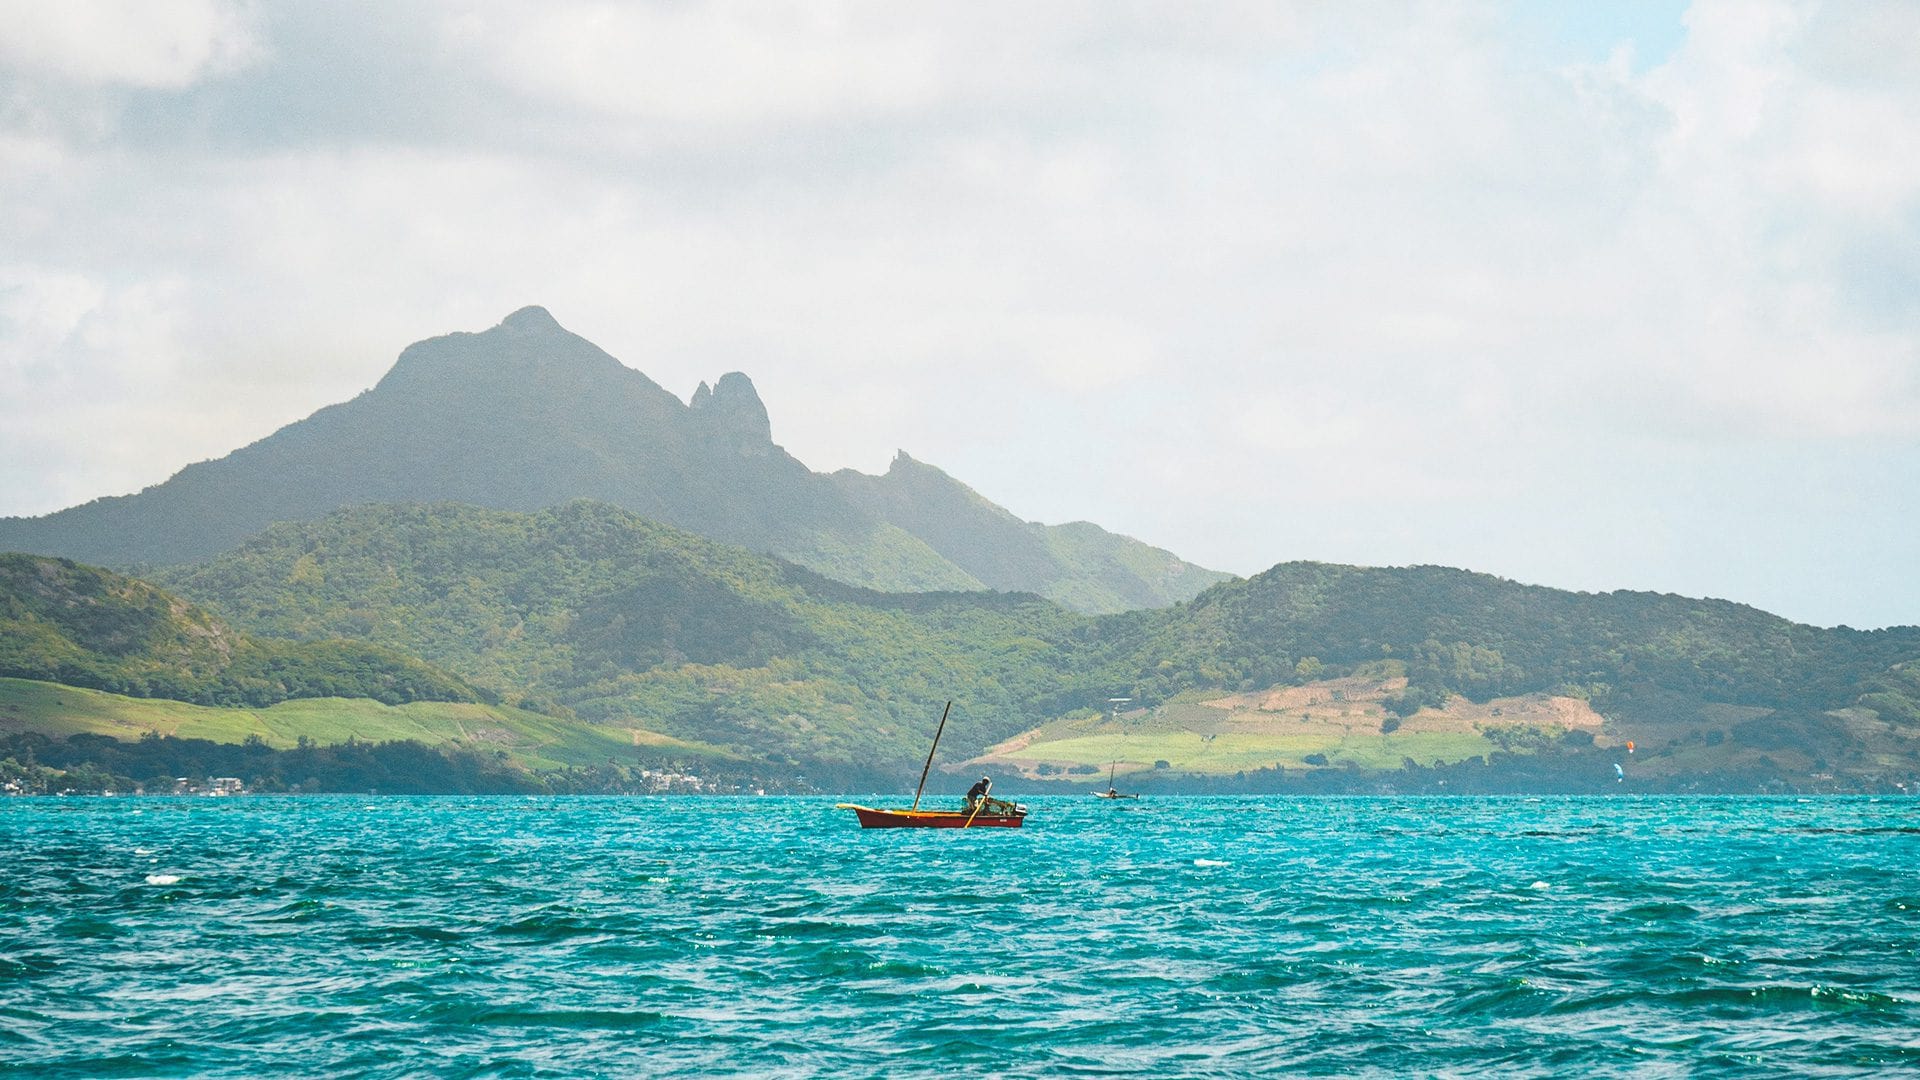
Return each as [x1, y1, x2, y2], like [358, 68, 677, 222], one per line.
[3, 795, 1917, 1077]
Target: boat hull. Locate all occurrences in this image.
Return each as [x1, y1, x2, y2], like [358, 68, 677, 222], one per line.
[842, 805, 1026, 829]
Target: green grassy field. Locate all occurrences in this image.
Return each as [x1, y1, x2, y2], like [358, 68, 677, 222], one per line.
[985, 729, 1500, 777]
[0, 677, 735, 772]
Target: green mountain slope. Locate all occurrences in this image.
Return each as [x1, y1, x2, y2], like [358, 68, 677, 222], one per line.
[832, 452, 1230, 612]
[1087, 564, 1920, 786]
[1111, 563, 1920, 709]
[11, 499, 1904, 791]
[153, 502, 1090, 777]
[0, 307, 1222, 613]
[141, 504, 1920, 790]
[0, 553, 481, 708]
[0, 677, 731, 774]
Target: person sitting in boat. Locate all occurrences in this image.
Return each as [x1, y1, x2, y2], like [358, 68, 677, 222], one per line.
[966, 776, 992, 808]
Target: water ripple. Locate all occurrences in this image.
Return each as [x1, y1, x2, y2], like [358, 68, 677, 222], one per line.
[3, 795, 1918, 1077]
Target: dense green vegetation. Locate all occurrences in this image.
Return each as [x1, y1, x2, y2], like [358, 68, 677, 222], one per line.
[0, 731, 539, 795]
[1107, 561, 1920, 727]
[134, 502, 1920, 790]
[154, 502, 1094, 774]
[0, 554, 481, 708]
[1859, 662, 1920, 728]
[10, 497, 1920, 792]
[0, 307, 1223, 613]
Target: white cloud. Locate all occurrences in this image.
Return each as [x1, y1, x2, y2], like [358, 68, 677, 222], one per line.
[440, 2, 946, 131]
[0, 0, 259, 89]
[3, 1, 1919, 624]
[0, 267, 101, 379]
[0, 268, 206, 511]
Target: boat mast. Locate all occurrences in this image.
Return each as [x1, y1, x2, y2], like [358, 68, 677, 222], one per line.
[911, 700, 953, 811]
[1106, 696, 1131, 795]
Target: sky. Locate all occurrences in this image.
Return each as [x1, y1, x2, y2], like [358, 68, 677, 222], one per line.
[2, 1, 1917, 629]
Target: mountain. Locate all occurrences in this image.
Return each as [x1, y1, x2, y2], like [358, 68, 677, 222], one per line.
[138, 502, 1920, 791]
[1093, 563, 1920, 788]
[832, 452, 1227, 614]
[0, 553, 481, 708]
[151, 501, 1091, 777]
[0, 306, 1224, 613]
[1114, 562, 1920, 713]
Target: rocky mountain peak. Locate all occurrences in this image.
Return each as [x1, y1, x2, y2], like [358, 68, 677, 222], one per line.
[497, 305, 563, 335]
[691, 371, 772, 451]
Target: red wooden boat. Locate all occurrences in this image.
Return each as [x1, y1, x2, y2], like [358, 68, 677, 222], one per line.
[838, 701, 1028, 829]
[840, 799, 1028, 828]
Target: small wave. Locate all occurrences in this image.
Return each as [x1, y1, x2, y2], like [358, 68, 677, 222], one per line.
[1194, 858, 1230, 868]
[0, 955, 61, 981]
[55, 917, 121, 940]
[463, 1006, 670, 1030]
[1617, 901, 1700, 921]
[863, 958, 943, 978]
[255, 899, 326, 923]
[1529, 881, 1551, 891]
[144, 874, 180, 886]
[491, 914, 613, 941]
[1666, 984, 1909, 1013]
[1809, 985, 1909, 1009]
[1786, 826, 1920, 835]
[1209, 966, 1305, 992]
[348, 924, 464, 945]
[1446, 979, 1547, 1018]
[756, 920, 867, 941]
[782, 945, 941, 981]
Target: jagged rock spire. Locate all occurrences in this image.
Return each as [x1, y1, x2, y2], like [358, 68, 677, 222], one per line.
[690, 371, 771, 453]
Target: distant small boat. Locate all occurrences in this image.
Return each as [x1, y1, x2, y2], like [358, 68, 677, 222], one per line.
[1092, 761, 1139, 800]
[838, 701, 1028, 829]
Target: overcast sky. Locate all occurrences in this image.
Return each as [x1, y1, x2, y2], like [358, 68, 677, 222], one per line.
[3, 1, 1917, 627]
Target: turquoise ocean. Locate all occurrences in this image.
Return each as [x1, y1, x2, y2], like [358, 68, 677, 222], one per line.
[4, 795, 1918, 1077]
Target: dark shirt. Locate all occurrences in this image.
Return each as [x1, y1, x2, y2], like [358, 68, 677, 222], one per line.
[966, 780, 991, 802]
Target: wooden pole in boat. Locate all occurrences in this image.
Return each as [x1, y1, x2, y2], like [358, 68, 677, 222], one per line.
[911, 700, 952, 812]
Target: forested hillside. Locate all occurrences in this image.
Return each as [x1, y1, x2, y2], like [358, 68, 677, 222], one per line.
[137, 503, 1920, 789]
[1074, 564, 1920, 788]
[1108, 562, 1920, 726]
[154, 502, 1094, 775]
[0, 554, 481, 708]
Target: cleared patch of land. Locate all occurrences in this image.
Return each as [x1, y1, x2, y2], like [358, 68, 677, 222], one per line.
[0, 677, 735, 772]
[963, 675, 1610, 779]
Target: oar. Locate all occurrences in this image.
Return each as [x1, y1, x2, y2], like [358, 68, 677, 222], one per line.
[962, 798, 986, 829]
